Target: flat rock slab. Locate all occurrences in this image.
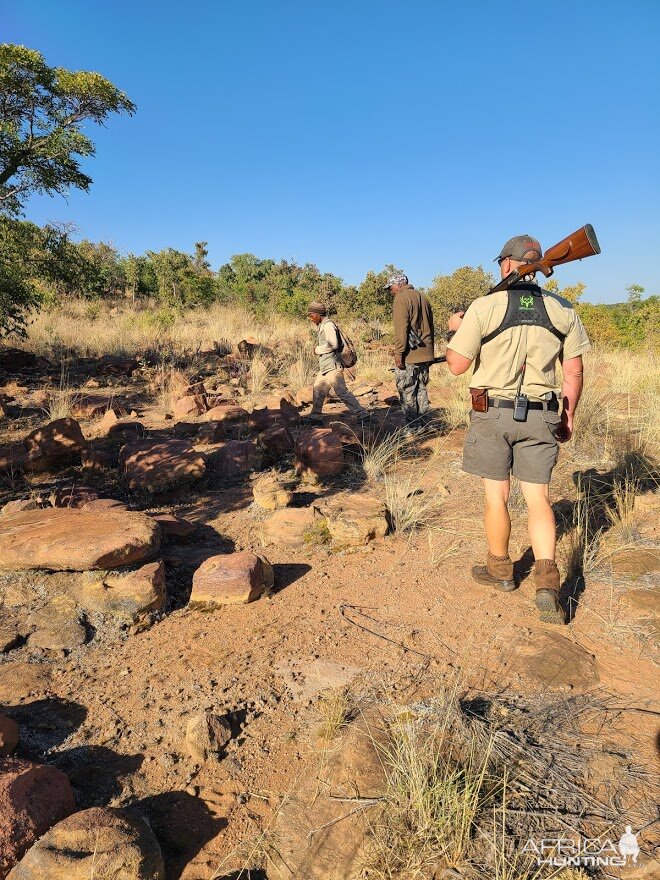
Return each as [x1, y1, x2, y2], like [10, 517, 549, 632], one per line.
[610, 548, 660, 577]
[26, 595, 86, 652]
[6, 807, 165, 880]
[500, 630, 600, 690]
[263, 507, 316, 548]
[0, 509, 161, 571]
[621, 586, 660, 616]
[120, 439, 207, 493]
[272, 710, 388, 880]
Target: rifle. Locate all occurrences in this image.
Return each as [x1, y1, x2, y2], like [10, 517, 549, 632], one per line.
[389, 356, 445, 372]
[489, 224, 600, 294]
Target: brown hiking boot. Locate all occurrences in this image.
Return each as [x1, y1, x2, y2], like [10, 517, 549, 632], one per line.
[534, 559, 565, 625]
[471, 552, 516, 592]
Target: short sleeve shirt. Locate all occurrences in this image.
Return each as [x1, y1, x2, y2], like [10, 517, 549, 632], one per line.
[447, 288, 591, 400]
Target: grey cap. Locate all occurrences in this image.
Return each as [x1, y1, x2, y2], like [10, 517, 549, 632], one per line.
[383, 272, 409, 290]
[495, 235, 542, 263]
[307, 301, 327, 315]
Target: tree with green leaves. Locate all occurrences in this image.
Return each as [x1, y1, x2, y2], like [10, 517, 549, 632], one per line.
[0, 44, 134, 335]
[0, 44, 135, 216]
[427, 265, 494, 324]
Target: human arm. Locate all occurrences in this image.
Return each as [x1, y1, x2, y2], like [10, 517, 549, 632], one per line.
[314, 321, 339, 355]
[557, 355, 583, 442]
[445, 349, 473, 375]
[446, 304, 481, 376]
[392, 295, 409, 369]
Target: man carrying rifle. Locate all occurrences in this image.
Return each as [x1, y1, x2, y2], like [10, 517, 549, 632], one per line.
[445, 234, 591, 625]
[385, 272, 435, 434]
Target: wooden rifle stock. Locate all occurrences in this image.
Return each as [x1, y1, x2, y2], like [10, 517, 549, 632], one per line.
[489, 224, 601, 294]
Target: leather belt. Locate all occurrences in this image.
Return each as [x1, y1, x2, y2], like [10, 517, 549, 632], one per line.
[488, 397, 559, 412]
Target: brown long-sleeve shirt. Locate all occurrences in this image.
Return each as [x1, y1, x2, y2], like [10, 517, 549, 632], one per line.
[392, 285, 435, 365]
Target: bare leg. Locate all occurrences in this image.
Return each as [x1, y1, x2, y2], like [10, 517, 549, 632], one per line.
[482, 478, 511, 557]
[519, 481, 556, 560]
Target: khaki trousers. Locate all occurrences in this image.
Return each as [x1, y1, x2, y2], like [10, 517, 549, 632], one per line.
[312, 368, 363, 415]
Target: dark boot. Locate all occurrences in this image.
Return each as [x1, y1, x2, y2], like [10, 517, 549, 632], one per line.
[471, 552, 516, 592]
[534, 559, 565, 625]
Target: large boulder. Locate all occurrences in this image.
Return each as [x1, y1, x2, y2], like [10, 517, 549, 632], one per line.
[0, 758, 75, 879]
[316, 493, 389, 548]
[7, 807, 164, 880]
[23, 419, 87, 464]
[295, 428, 344, 478]
[189, 551, 270, 607]
[204, 404, 249, 430]
[120, 439, 207, 493]
[0, 445, 45, 475]
[210, 439, 258, 479]
[258, 425, 294, 459]
[0, 509, 161, 571]
[74, 561, 165, 628]
[271, 711, 388, 880]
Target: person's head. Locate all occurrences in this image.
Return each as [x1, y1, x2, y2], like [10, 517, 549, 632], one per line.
[495, 235, 542, 279]
[383, 272, 409, 296]
[307, 301, 327, 325]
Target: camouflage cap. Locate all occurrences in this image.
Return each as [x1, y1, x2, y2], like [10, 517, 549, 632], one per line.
[383, 272, 409, 290]
[495, 235, 542, 263]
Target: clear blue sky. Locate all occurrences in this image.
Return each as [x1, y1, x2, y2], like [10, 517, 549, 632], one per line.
[4, 0, 659, 303]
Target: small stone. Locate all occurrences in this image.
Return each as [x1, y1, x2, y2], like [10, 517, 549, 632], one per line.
[264, 508, 316, 548]
[23, 418, 87, 462]
[172, 394, 207, 420]
[610, 548, 660, 577]
[210, 439, 258, 479]
[185, 711, 232, 762]
[27, 594, 86, 652]
[50, 485, 99, 509]
[316, 493, 388, 548]
[75, 561, 166, 627]
[252, 474, 294, 510]
[190, 551, 268, 607]
[149, 514, 197, 538]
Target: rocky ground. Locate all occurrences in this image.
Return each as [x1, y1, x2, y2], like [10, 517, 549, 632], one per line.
[0, 342, 658, 879]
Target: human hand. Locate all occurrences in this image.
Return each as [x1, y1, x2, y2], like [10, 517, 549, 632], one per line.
[395, 355, 405, 370]
[447, 311, 465, 333]
[556, 410, 573, 443]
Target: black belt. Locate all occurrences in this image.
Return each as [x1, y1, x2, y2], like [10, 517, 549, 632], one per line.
[488, 397, 559, 412]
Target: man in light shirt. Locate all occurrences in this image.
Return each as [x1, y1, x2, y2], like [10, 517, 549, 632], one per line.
[446, 235, 591, 624]
[307, 301, 364, 418]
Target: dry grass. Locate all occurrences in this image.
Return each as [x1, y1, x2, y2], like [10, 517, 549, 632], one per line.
[44, 366, 80, 421]
[384, 466, 445, 534]
[317, 687, 352, 740]
[365, 686, 657, 880]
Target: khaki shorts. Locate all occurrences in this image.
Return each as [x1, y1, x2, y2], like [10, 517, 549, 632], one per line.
[462, 406, 561, 484]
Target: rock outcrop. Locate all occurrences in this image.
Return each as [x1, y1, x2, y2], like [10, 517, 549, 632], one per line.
[0, 509, 161, 571]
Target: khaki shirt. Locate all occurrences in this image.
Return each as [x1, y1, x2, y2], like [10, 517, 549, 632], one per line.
[447, 288, 591, 400]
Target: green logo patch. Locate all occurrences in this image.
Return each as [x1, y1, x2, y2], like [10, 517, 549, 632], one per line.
[519, 295, 534, 310]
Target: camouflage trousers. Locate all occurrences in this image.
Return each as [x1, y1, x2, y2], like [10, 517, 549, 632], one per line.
[395, 363, 431, 426]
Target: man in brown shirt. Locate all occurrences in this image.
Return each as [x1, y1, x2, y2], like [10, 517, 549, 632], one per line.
[386, 272, 435, 433]
[445, 235, 591, 625]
